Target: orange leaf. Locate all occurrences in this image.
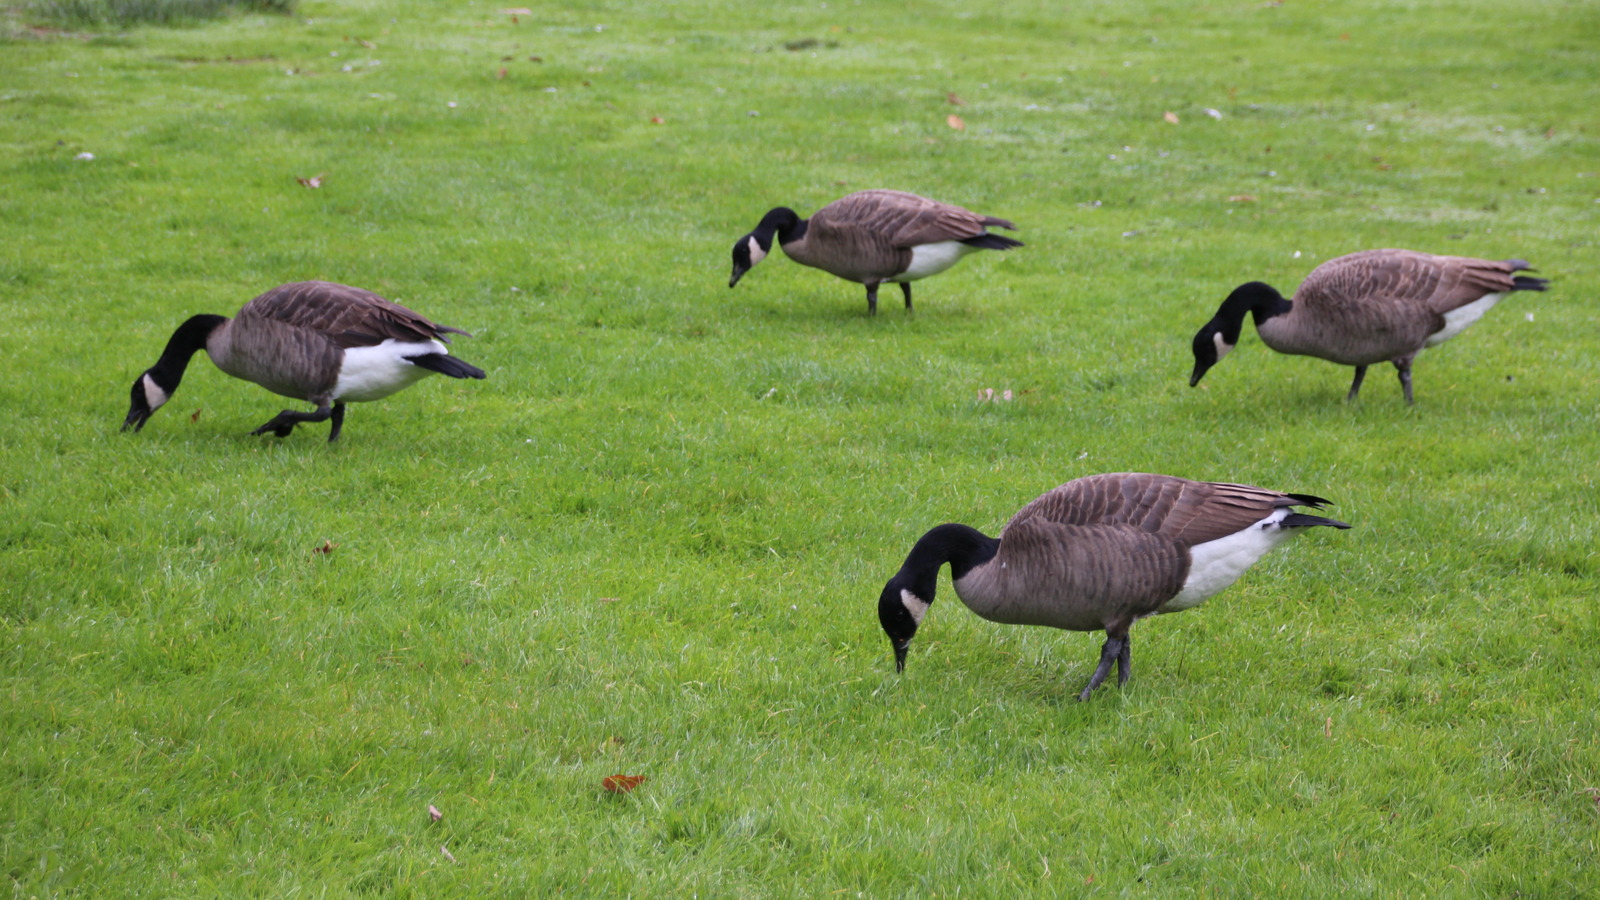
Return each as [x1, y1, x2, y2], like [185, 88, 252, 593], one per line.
[649, 115, 664, 124]
[1163, 111, 1179, 124]
[497, 67, 507, 79]
[946, 114, 965, 130]
[602, 774, 647, 793]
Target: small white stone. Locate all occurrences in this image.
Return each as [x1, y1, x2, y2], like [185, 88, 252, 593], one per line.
[74, 152, 94, 160]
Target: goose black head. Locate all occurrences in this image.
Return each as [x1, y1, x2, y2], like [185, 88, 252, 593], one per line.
[1189, 281, 1284, 387]
[122, 313, 226, 434]
[1189, 321, 1235, 387]
[123, 370, 169, 432]
[728, 231, 769, 288]
[877, 575, 934, 673]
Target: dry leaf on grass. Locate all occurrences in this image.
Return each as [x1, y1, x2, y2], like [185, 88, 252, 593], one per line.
[649, 116, 664, 124]
[946, 92, 965, 106]
[189, 408, 202, 423]
[946, 114, 965, 130]
[497, 67, 507, 79]
[314, 540, 337, 555]
[428, 804, 443, 822]
[1227, 194, 1257, 203]
[1163, 111, 1179, 124]
[296, 173, 325, 188]
[602, 774, 647, 793]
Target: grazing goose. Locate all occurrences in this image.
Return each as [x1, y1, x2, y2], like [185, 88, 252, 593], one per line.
[728, 189, 1023, 314]
[123, 281, 486, 441]
[1190, 249, 1548, 404]
[877, 472, 1350, 700]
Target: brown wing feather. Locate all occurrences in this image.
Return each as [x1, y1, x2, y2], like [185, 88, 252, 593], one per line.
[1003, 473, 1307, 548]
[236, 281, 469, 350]
[815, 190, 998, 248]
[1303, 249, 1521, 317]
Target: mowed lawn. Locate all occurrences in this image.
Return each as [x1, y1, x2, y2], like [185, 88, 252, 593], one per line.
[2, 0, 1597, 895]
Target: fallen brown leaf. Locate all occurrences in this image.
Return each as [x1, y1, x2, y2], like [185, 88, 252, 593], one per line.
[946, 114, 965, 130]
[1163, 111, 1179, 124]
[189, 408, 202, 423]
[497, 67, 507, 79]
[1227, 194, 1257, 203]
[296, 173, 325, 189]
[314, 540, 337, 555]
[649, 115, 664, 124]
[602, 774, 647, 793]
[946, 92, 965, 106]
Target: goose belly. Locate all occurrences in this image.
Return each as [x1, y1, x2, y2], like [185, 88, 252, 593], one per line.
[332, 340, 445, 402]
[1162, 509, 1301, 613]
[890, 241, 979, 282]
[1425, 292, 1504, 347]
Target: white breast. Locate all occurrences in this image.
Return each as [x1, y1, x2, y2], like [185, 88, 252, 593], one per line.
[1425, 292, 1504, 347]
[332, 339, 446, 402]
[891, 241, 980, 282]
[1161, 508, 1302, 613]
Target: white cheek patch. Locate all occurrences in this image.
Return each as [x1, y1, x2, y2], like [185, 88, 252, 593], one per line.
[900, 589, 931, 625]
[142, 374, 169, 410]
[746, 236, 767, 266]
[1213, 331, 1235, 361]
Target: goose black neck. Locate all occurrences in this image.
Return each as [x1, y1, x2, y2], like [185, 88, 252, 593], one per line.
[756, 207, 806, 247]
[1219, 281, 1292, 331]
[900, 523, 1001, 583]
[147, 314, 225, 391]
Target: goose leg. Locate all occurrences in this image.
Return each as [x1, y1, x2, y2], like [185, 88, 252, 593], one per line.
[864, 282, 880, 315]
[1116, 634, 1132, 686]
[1395, 360, 1415, 405]
[899, 282, 913, 312]
[1346, 365, 1368, 402]
[250, 403, 333, 439]
[1079, 631, 1129, 701]
[327, 402, 347, 442]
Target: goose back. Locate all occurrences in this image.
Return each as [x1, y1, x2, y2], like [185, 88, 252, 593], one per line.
[954, 474, 1319, 629]
[208, 282, 468, 402]
[1265, 250, 1530, 364]
[785, 190, 1014, 283]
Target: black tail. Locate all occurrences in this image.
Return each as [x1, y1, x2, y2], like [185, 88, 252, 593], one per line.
[407, 353, 487, 379]
[960, 233, 1025, 251]
[1282, 513, 1351, 530]
[1511, 275, 1549, 292]
[1284, 492, 1334, 509]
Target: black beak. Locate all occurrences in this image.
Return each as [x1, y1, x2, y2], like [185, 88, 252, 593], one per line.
[1189, 363, 1210, 388]
[893, 642, 909, 673]
[729, 265, 749, 288]
[123, 403, 151, 432]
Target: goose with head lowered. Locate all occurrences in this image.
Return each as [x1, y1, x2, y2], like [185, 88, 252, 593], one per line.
[1190, 249, 1548, 404]
[123, 281, 486, 441]
[728, 189, 1023, 314]
[877, 472, 1350, 701]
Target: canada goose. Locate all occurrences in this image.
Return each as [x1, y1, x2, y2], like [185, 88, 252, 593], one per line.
[877, 473, 1350, 700]
[123, 281, 486, 441]
[1190, 249, 1548, 404]
[728, 190, 1023, 314]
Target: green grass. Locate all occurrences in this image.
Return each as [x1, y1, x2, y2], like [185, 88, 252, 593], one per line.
[20, 0, 291, 27]
[3, 0, 1598, 895]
